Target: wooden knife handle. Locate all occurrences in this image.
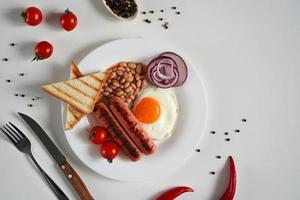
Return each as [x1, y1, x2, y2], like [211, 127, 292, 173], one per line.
[60, 161, 94, 200]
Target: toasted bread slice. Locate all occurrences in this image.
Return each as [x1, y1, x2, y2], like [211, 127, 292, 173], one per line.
[65, 61, 85, 130]
[42, 72, 108, 114]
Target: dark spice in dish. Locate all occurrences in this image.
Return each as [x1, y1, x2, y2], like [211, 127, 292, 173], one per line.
[141, 11, 146, 14]
[160, 9, 164, 12]
[176, 11, 181, 15]
[10, 43, 15, 46]
[216, 155, 221, 159]
[224, 132, 228, 135]
[234, 129, 240, 133]
[105, 0, 137, 18]
[158, 18, 163, 21]
[149, 10, 154, 14]
[242, 118, 247, 122]
[210, 131, 216, 134]
[20, 94, 26, 97]
[2, 58, 8, 62]
[195, 149, 200, 152]
[14, 94, 19, 96]
[5, 79, 11, 83]
[209, 171, 216, 175]
[27, 104, 33, 107]
[225, 138, 230, 141]
[171, 6, 177, 10]
[18, 73, 25, 76]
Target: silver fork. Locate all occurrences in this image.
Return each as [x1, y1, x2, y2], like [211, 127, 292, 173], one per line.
[0, 122, 69, 200]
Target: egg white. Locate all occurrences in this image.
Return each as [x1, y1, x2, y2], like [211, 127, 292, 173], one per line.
[133, 86, 179, 140]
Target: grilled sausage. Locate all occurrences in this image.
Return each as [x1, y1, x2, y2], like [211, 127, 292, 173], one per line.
[94, 102, 142, 161]
[109, 96, 156, 155]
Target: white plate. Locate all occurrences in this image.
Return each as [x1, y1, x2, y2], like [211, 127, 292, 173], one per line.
[63, 38, 207, 181]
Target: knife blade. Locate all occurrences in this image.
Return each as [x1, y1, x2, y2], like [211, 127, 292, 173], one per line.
[18, 112, 94, 200]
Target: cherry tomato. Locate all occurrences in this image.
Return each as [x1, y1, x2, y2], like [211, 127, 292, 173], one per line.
[33, 41, 53, 61]
[89, 126, 108, 144]
[21, 7, 43, 26]
[100, 141, 119, 163]
[60, 9, 77, 31]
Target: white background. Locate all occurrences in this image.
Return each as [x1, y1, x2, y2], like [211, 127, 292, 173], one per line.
[0, 0, 299, 199]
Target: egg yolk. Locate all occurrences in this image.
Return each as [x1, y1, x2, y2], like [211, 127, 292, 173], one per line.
[133, 97, 160, 124]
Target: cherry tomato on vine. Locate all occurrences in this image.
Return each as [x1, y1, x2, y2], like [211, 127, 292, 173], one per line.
[21, 7, 43, 26]
[60, 9, 77, 31]
[32, 41, 53, 61]
[100, 141, 119, 163]
[89, 126, 108, 144]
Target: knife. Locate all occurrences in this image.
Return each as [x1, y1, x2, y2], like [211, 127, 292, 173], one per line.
[18, 112, 94, 200]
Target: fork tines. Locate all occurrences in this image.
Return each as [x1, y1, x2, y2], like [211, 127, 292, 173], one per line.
[0, 122, 26, 144]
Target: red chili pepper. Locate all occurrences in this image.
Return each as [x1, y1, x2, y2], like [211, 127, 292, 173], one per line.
[156, 186, 194, 200]
[220, 156, 237, 200]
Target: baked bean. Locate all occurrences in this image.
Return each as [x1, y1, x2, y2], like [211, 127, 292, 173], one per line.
[136, 64, 142, 74]
[109, 72, 116, 79]
[124, 82, 130, 88]
[128, 63, 136, 69]
[125, 86, 132, 93]
[120, 78, 126, 84]
[105, 87, 113, 93]
[136, 80, 142, 88]
[116, 70, 123, 76]
[103, 91, 109, 96]
[119, 62, 127, 67]
[116, 90, 124, 96]
[135, 74, 140, 81]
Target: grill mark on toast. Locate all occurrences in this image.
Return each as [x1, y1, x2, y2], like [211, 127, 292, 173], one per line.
[78, 78, 98, 91]
[64, 82, 94, 99]
[50, 85, 87, 112]
[69, 106, 80, 120]
[90, 74, 103, 83]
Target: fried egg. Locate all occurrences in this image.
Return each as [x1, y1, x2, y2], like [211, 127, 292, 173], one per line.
[132, 85, 178, 140]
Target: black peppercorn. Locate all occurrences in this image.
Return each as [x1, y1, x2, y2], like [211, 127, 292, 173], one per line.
[160, 9, 164, 12]
[216, 155, 221, 159]
[27, 104, 33, 107]
[242, 119, 247, 122]
[2, 58, 8, 62]
[225, 138, 230, 141]
[10, 43, 15, 46]
[176, 11, 181, 15]
[158, 18, 163, 21]
[210, 131, 216, 134]
[144, 19, 151, 23]
[18, 73, 25, 76]
[195, 149, 200, 152]
[162, 22, 169, 29]
[171, 6, 177, 10]
[141, 11, 146, 14]
[14, 94, 18, 96]
[149, 10, 154, 14]
[21, 94, 26, 97]
[209, 171, 216, 175]
[5, 79, 11, 83]
[234, 129, 240, 133]
[224, 132, 229, 135]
